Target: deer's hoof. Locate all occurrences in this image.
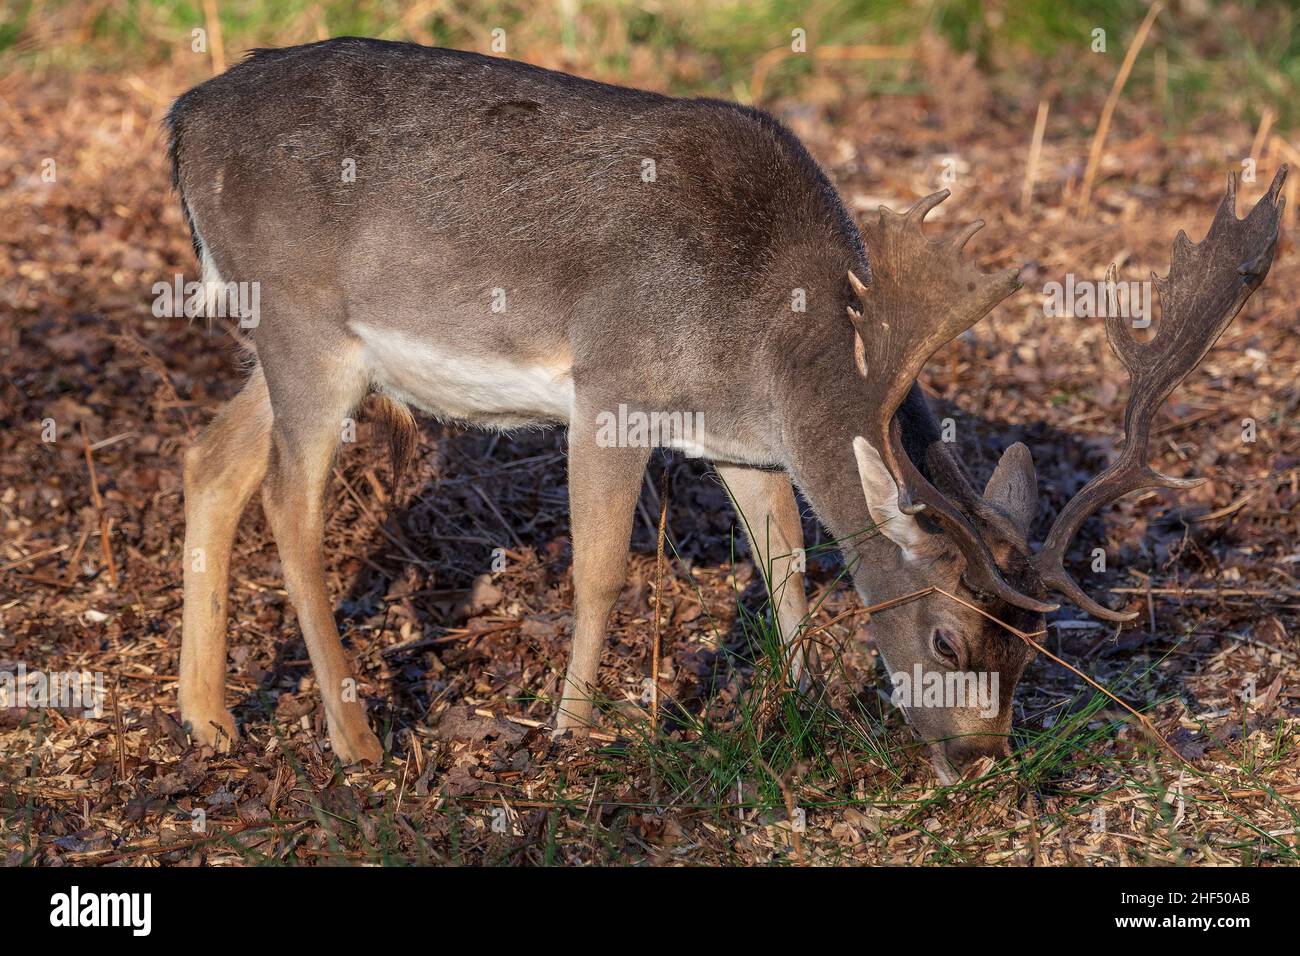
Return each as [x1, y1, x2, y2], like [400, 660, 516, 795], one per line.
[549, 725, 575, 743]
[553, 705, 594, 735]
[330, 724, 383, 766]
[184, 709, 238, 751]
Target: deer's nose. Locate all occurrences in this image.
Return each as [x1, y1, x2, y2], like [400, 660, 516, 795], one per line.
[942, 735, 1011, 774]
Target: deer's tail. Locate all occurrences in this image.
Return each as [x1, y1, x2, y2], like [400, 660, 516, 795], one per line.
[371, 393, 418, 500]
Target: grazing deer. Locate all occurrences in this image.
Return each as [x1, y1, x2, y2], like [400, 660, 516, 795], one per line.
[168, 38, 1286, 779]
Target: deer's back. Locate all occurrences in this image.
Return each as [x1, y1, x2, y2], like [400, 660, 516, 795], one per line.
[168, 37, 862, 436]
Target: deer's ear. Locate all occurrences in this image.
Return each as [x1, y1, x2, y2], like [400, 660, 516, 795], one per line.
[853, 436, 933, 561]
[984, 442, 1038, 527]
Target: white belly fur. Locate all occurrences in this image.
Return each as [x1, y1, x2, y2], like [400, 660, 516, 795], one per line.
[350, 322, 575, 427]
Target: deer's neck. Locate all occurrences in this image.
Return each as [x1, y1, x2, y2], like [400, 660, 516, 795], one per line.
[771, 326, 940, 600]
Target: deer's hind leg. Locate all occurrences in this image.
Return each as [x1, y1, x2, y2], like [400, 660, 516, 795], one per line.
[257, 342, 383, 764]
[179, 365, 273, 747]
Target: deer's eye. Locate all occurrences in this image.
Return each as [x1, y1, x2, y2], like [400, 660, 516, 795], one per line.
[932, 630, 960, 665]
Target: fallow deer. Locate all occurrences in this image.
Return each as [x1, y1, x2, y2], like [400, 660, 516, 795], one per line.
[167, 38, 1286, 780]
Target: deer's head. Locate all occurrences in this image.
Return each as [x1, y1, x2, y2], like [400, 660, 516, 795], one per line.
[845, 169, 1287, 783]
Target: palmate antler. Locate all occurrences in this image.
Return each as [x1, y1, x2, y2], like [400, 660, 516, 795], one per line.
[852, 167, 1288, 620]
[848, 190, 1055, 613]
[1032, 166, 1288, 620]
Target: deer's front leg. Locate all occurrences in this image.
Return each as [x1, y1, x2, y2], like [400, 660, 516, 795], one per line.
[557, 404, 651, 730]
[715, 464, 811, 689]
